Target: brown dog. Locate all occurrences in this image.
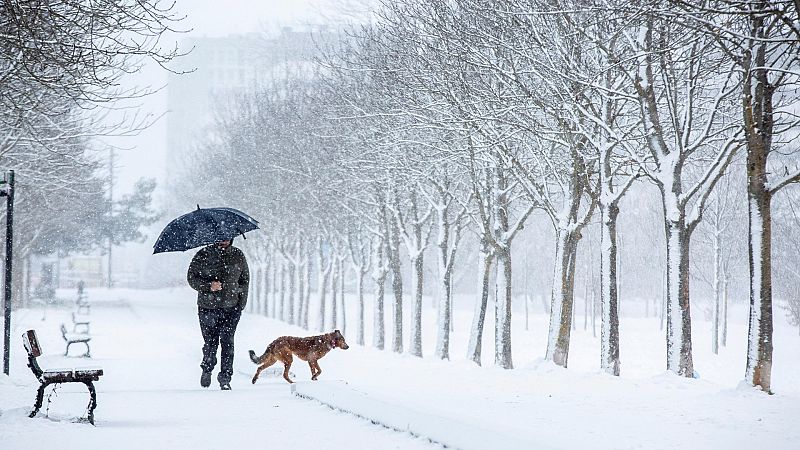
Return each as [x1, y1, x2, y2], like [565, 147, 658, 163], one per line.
[249, 330, 349, 384]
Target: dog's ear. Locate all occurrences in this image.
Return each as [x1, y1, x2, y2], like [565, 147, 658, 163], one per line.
[334, 329, 340, 334]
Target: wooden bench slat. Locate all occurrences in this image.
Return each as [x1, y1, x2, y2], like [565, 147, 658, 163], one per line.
[74, 369, 104, 377]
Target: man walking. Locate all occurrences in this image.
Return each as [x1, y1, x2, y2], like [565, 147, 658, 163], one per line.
[187, 239, 249, 390]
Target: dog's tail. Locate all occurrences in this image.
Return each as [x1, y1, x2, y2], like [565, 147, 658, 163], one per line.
[249, 342, 275, 364]
[249, 349, 266, 364]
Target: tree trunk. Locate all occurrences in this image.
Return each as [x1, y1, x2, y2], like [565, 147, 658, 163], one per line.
[279, 258, 286, 322]
[467, 245, 494, 365]
[524, 250, 530, 332]
[583, 275, 589, 332]
[372, 241, 387, 350]
[317, 242, 330, 332]
[339, 257, 347, 337]
[743, 37, 775, 392]
[287, 259, 296, 324]
[261, 262, 272, 316]
[722, 269, 729, 347]
[745, 153, 773, 392]
[546, 230, 580, 368]
[329, 257, 338, 331]
[297, 251, 305, 327]
[270, 257, 278, 318]
[357, 267, 365, 346]
[660, 265, 666, 331]
[434, 215, 454, 360]
[403, 191, 427, 358]
[388, 220, 404, 354]
[303, 250, 312, 329]
[600, 202, 621, 375]
[664, 219, 694, 377]
[434, 253, 452, 360]
[712, 231, 721, 355]
[494, 248, 513, 369]
[409, 252, 424, 357]
[591, 286, 597, 338]
[295, 259, 305, 328]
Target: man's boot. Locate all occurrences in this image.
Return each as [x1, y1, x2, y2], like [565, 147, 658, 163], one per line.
[200, 371, 212, 388]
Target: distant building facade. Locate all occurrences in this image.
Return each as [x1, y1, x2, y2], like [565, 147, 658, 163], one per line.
[165, 28, 323, 186]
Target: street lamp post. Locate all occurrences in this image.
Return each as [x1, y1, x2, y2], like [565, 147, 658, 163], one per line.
[2, 170, 15, 375]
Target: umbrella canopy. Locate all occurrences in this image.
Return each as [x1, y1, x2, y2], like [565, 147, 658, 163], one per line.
[153, 206, 259, 254]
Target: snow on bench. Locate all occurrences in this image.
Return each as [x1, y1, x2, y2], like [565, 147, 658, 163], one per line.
[60, 324, 92, 357]
[291, 381, 540, 450]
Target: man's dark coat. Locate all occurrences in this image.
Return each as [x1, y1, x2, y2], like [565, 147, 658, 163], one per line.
[187, 244, 249, 310]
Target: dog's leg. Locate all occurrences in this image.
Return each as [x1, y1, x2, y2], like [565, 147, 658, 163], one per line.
[252, 355, 277, 384]
[279, 351, 294, 384]
[307, 361, 316, 380]
[311, 360, 321, 380]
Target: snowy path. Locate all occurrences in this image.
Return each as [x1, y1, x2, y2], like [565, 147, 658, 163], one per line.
[3, 286, 800, 449]
[0, 291, 437, 449]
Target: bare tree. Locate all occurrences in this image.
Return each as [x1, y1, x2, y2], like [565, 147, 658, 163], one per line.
[774, 191, 800, 336]
[668, 0, 800, 391]
[614, 9, 742, 377]
[348, 228, 373, 346]
[693, 170, 746, 354]
[422, 174, 468, 360]
[316, 236, 333, 331]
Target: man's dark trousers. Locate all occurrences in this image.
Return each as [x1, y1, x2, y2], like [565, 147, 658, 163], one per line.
[198, 306, 242, 384]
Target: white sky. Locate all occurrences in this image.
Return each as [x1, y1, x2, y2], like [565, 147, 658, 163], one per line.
[179, 0, 328, 37]
[111, 0, 339, 197]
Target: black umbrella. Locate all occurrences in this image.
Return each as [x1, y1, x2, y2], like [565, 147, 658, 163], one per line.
[153, 206, 259, 254]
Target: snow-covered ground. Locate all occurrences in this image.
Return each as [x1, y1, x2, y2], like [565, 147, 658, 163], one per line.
[2, 286, 799, 449]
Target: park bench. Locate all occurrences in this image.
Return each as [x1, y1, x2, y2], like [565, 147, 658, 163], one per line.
[75, 293, 91, 315]
[60, 324, 92, 357]
[23, 329, 103, 425]
[71, 311, 91, 334]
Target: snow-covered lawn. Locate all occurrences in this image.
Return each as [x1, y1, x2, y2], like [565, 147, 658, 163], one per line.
[2, 286, 799, 449]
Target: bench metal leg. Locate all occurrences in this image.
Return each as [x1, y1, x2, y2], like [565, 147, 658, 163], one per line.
[64, 341, 91, 358]
[30, 381, 98, 425]
[29, 381, 50, 418]
[84, 381, 97, 425]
